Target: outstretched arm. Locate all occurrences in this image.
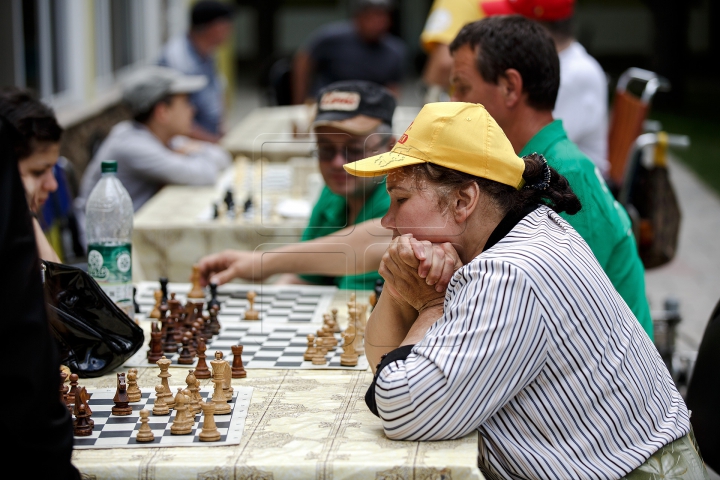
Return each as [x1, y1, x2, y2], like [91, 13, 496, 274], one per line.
[196, 217, 392, 286]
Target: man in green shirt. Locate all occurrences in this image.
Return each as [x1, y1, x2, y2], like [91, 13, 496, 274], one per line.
[198, 80, 395, 290]
[447, 15, 653, 338]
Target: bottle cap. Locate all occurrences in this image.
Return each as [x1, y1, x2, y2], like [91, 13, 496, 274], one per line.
[101, 160, 118, 173]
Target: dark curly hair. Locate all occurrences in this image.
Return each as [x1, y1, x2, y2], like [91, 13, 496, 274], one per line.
[0, 87, 63, 160]
[449, 15, 560, 111]
[402, 153, 581, 216]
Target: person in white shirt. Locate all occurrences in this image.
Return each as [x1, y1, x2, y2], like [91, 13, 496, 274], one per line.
[342, 102, 704, 480]
[76, 66, 232, 247]
[546, 19, 609, 177]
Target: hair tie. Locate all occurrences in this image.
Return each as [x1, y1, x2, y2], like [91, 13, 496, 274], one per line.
[523, 153, 551, 191]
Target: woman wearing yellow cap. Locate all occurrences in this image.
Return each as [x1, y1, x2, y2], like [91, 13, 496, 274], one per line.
[345, 103, 706, 479]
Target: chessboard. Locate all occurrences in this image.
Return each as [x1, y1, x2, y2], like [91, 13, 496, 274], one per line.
[124, 323, 369, 370]
[134, 281, 337, 325]
[73, 386, 252, 449]
[126, 280, 370, 371]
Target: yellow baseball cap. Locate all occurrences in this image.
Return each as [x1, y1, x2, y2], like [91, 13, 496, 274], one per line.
[343, 102, 526, 190]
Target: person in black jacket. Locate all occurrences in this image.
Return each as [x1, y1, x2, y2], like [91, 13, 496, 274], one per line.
[0, 115, 79, 479]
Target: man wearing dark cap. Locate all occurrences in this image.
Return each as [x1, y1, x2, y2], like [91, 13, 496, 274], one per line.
[198, 80, 396, 290]
[158, 0, 235, 143]
[291, 0, 406, 105]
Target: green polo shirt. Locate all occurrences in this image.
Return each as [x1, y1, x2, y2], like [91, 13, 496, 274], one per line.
[298, 179, 390, 290]
[520, 120, 653, 340]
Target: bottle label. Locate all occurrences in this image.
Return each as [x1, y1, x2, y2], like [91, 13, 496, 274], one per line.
[87, 242, 133, 316]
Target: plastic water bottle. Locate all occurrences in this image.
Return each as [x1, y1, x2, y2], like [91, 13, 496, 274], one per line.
[85, 160, 134, 317]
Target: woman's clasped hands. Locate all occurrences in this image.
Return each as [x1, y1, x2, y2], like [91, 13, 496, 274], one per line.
[378, 234, 463, 313]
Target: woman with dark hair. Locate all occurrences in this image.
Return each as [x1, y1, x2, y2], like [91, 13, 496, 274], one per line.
[344, 103, 706, 479]
[0, 86, 64, 262]
[0, 115, 79, 479]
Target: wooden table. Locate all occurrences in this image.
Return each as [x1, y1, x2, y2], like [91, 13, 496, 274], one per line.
[70, 288, 484, 480]
[220, 105, 421, 162]
[132, 156, 320, 283]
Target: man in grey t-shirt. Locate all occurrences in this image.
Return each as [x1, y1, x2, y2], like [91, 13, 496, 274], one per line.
[291, 0, 406, 105]
[76, 66, 231, 247]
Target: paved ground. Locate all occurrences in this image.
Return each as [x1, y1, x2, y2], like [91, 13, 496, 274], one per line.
[644, 154, 720, 479]
[645, 154, 720, 354]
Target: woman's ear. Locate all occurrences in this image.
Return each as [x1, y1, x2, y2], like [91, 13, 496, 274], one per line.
[453, 182, 480, 223]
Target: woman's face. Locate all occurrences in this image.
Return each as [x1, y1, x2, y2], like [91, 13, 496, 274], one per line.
[381, 170, 463, 243]
[18, 142, 60, 211]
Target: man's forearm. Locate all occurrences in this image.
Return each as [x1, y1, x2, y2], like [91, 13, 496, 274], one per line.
[258, 219, 391, 277]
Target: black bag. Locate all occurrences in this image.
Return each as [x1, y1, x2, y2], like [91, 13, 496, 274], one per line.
[41, 260, 144, 378]
[626, 139, 682, 270]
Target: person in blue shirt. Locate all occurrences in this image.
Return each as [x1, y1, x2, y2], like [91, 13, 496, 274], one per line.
[158, 0, 234, 143]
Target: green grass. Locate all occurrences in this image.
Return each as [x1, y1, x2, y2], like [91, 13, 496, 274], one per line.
[648, 112, 720, 195]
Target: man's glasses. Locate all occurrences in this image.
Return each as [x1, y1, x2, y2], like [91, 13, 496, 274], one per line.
[315, 144, 369, 163]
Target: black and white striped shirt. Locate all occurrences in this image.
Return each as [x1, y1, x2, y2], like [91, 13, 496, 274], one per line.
[369, 206, 689, 480]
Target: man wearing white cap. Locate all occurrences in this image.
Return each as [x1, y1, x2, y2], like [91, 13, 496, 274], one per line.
[76, 66, 232, 233]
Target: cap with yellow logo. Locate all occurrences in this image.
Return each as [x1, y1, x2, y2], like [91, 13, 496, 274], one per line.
[343, 102, 526, 190]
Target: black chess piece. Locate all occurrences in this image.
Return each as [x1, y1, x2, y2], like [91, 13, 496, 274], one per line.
[224, 189, 234, 213]
[208, 283, 221, 311]
[159, 277, 169, 304]
[133, 286, 140, 313]
[243, 196, 253, 213]
[374, 278, 384, 302]
[212, 202, 219, 219]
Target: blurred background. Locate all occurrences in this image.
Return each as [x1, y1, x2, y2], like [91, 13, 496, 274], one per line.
[1, 0, 717, 190]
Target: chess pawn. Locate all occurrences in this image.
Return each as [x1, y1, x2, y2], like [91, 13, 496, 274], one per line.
[149, 290, 162, 319]
[340, 330, 359, 366]
[178, 331, 195, 365]
[167, 292, 182, 317]
[188, 264, 205, 299]
[74, 387, 94, 428]
[222, 360, 234, 400]
[73, 403, 93, 437]
[186, 370, 202, 415]
[194, 337, 212, 379]
[59, 371, 69, 406]
[193, 378, 204, 408]
[210, 351, 231, 415]
[244, 291, 259, 320]
[368, 291, 377, 309]
[112, 372, 133, 416]
[147, 325, 164, 363]
[209, 305, 221, 335]
[152, 385, 170, 415]
[231, 345, 247, 378]
[67, 373, 79, 407]
[323, 326, 338, 348]
[156, 356, 174, 408]
[207, 282, 221, 311]
[183, 388, 199, 419]
[312, 337, 328, 365]
[304, 334, 317, 362]
[127, 368, 142, 403]
[199, 401, 221, 442]
[136, 409, 155, 442]
[170, 388, 192, 435]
